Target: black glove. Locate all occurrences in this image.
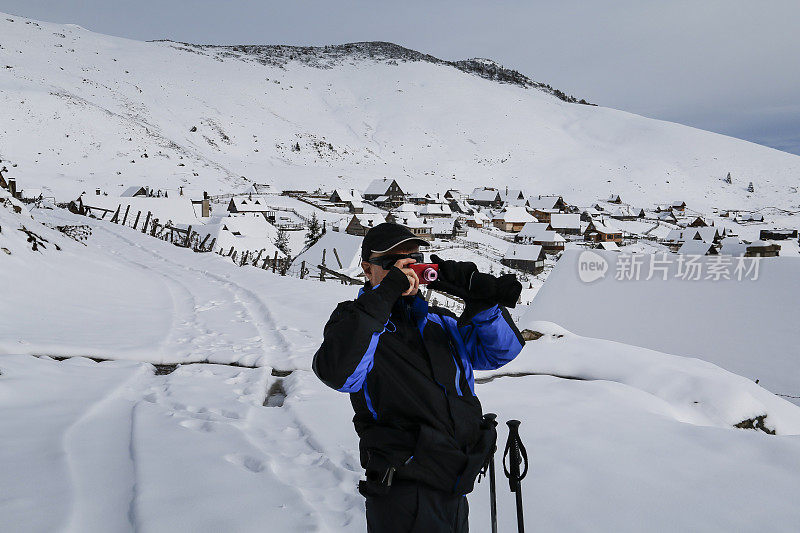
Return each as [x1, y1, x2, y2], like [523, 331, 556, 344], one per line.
[430, 254, 523, 325]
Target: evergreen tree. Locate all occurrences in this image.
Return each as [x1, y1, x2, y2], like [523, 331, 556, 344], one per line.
[275, 228, 290, 256]
[305, 213, 322, 247]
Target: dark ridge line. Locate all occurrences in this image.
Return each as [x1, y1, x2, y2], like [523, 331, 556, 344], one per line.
[475, 371, 587, 384]
[149, 39, 593, 105]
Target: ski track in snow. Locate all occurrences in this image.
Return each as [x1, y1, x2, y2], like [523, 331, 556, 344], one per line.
[58, 211, 295, 368]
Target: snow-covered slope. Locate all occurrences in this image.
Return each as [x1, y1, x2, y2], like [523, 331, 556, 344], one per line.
[522, 250, 800, 401]
[3, 208, 800, 531]
[2, 12, 799, 210]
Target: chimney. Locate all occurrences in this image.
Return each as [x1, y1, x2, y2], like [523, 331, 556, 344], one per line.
[9, 179, 18, 198]
[96, 188, 101, 195]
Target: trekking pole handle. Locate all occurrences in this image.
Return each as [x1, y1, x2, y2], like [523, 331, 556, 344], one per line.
[503, 419, 529, 492]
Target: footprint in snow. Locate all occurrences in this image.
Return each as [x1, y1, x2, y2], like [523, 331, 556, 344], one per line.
[179, 419, 215, 433]
[224, 453, 266, 473]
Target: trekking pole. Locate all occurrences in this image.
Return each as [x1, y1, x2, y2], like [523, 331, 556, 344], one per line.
[482, 413, 499, 533]
[503, 419, 529, 533]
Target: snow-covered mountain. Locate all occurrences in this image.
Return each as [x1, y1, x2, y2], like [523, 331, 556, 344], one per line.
[1, 12, 799, 209]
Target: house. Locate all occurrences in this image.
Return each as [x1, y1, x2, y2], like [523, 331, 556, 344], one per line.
[515, 222, 553, 244]
[492, 206, 537, 232]
[121, 186, 150, 198]
[607, 194, 622, 204]
[528, 195, 567, 222]
[733, 212, 765, 223]
[528, 195, 567, 211]
[448, 199, 474, 215]
[330, 188, 363, 204]
[609, 206, 646, 220]
[665, 227, 723, 246]
[584, 219, 622, 244]
[469, 188, 503, 208]
[228, 196, 273, 215]
[345, 213, 386, 236]
[444, 190, 462, 201]
[429, 218, 462, 239]
[418, 203, 453, 218]
[598, 241, 620, 251]
[719, 237, 780, 257]
[687, 216, 709, 227]
[386, 212, 432, 240]
[760, 229, 798, 240]
[197, 214, 286, 259]
[364, 178, 404, 203]
[499, 188, 526, 205]
[656, 210, 678, 224]
[548, 214, 582, 236]
[671, 200, 687, 213]
[677, 240, 718, 256]
[465, 211, 490, 228]
[81, 193, 199, 225]
[529, 230, 566, 252]
[501, 244, 545, 274]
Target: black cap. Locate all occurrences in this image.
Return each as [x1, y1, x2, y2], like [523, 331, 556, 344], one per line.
[361, 222, 429, 260]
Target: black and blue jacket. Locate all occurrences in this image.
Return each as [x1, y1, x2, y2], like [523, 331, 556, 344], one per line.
[313, 266, 525, 494]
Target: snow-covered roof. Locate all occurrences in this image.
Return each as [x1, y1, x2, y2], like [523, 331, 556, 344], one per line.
[470, 188, 501, 202]
[364, 178, 398, 196]
[82, 194, 199, 225]
[503, 244, 544, 261]
[530, 230, 566, 243]
[527, 196, 562, 210]
[229, 196, 272, 212]
[718, 237, 749, 256]
[353, 213, 386, 227]
[394, 203, 418, 213]
[121, 186, 148, 197]
[419, 203, 452, 216]
[549, 213, 581, 229]
[499, 189, 525, 201]
[392, 213, 429, 229]
[517, 222, 552, 238]
[588, 218, 621, 234]
[428, 218, 456, 234]
[599, 241, 619, 251]
[332, 188, 362, 203]
[677, 240, 715, 255]
[494, 206, 536, 223]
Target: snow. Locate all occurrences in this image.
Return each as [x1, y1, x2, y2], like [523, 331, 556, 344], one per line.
[3, 12, 799, 210]
[3, 202, 800, 531]
[3, 10, 800, 532]
[523, 250, 800, 401]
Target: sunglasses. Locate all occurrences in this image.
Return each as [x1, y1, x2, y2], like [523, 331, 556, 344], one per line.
[366, 252, 424, 270]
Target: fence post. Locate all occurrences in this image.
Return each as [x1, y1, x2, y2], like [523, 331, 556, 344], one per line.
[254, 250, 263, 266]
[208, 238, 216, 252]
[184, 225, 192, 247]
[262, 256, 269, 269]
[122, 205, 131, 226]
[232, 251, 238, 263]
[142, 212, 151, 233]
[110, 205, 121, 223]
[272, 251, 278, 273]
[300, 261, 306, 279]
[333, 247, 343, 269]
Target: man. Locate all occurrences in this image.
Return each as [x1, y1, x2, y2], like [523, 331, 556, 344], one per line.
[313, 222, 525, 532]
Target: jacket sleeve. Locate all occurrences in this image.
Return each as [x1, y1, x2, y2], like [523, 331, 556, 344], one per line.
[458, 305, 525, 371]
[312, 267, 408, 392]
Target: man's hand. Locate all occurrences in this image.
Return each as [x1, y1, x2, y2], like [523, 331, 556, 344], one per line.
[394, 257, 420, 296]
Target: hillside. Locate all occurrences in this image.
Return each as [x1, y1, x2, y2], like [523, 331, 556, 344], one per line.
[1, 12, 799, 210]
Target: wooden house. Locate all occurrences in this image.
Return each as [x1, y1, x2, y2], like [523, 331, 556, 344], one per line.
[330, 188, 363, 204]
[584, 219, 622, 244]
[515, 222, 553, 244]
[759, 229, 798, 240]
[345, 213, 386, 236]
[492, 206, 537, 232]
[469, 188, 503, 208]
[363, 178, 405, 205]
[386, 212, 432, 240]
[548, 214, 582, 236]
[501, 244, 545, 274]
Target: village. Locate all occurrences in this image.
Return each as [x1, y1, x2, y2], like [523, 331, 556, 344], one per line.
[2, 169, 798, 306]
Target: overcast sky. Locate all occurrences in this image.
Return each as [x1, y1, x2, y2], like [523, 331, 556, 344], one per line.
[3, 0, 799, 155]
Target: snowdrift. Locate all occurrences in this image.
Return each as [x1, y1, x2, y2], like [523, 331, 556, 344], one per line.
[523, 250, 800, 400]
